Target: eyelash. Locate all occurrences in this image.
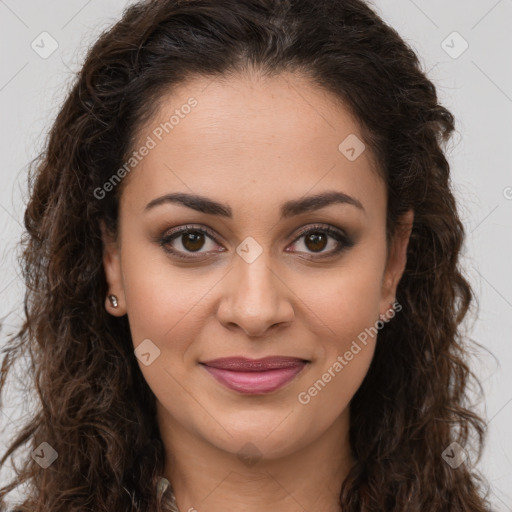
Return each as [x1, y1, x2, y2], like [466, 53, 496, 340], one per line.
[158, 223, 354, 261]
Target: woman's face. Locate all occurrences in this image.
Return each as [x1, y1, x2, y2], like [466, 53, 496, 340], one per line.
[102, 71, 412, 461]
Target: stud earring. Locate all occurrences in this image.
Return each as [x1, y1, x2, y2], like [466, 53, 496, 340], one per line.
[379, 301, 395, 322]
[108, 295, 118, 308]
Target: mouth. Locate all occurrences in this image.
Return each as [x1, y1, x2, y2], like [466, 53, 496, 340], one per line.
[199, 356, 310, 395]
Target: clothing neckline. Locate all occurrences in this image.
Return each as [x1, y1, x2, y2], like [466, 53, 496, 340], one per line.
[157, 477, 179, 512]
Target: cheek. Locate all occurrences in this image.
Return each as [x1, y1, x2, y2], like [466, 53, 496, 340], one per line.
[295, 267, 382, 427]
[294, 248, 385, 409]
[120, 246, 212, 410]
[119, 239, 208, 352]
[302, 257, 385, 350]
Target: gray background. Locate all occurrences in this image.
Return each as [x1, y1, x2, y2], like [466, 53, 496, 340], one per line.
[0, 1, 511, 509]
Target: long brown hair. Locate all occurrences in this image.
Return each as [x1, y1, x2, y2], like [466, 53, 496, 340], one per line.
[0, 0, 494, 510]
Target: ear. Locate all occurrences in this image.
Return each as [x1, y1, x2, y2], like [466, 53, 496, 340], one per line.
[379, 209, 414, 318]
[100, 220, 127, 316]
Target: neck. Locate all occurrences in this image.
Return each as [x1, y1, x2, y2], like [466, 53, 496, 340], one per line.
[157, 405, 353, 512]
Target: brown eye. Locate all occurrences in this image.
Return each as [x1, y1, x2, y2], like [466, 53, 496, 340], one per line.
[159, 225, 223, 260]
[180, 231, 206, 252]
[304, 231, 328, 252]
[286, 224, 354, 259]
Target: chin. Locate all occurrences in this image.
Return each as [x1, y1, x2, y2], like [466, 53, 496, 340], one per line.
[197, 412, 315, 461]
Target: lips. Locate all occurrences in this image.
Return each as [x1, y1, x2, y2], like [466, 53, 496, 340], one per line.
[200, 356, 309, 394]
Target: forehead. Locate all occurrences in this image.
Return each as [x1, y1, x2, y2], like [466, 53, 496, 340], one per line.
[120, 71, 385, 220]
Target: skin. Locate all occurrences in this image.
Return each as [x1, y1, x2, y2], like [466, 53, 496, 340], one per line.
[101, 70, 413, 512]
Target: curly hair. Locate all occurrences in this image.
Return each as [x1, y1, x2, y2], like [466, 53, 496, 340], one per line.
[0, 0, 494, 510]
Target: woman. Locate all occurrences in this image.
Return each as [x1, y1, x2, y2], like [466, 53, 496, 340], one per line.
[0, 0, 493, 510]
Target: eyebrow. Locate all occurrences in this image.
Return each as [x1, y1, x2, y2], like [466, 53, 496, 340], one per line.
[144, 190, 365, 218]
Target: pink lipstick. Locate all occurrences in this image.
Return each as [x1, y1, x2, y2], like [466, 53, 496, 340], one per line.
[200, 356, 308, 394]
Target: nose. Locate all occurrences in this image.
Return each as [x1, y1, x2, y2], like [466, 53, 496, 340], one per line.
[216, 249, 295, 338]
